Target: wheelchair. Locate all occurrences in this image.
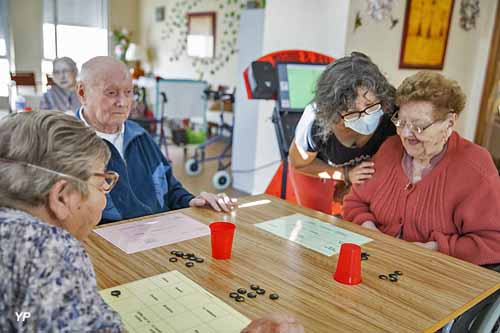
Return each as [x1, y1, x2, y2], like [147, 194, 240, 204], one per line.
[441, 264, 500, 333]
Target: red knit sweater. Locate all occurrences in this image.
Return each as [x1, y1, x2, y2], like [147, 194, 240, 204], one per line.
[343, 132, 500, 265]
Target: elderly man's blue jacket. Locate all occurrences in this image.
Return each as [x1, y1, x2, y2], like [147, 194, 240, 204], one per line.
[76, 112, 194, 224]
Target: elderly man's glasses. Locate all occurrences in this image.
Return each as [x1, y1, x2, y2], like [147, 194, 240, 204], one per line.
[391, 111, 447, 135]
[0, 158, 119, 193]
[341, 103, 382, 122]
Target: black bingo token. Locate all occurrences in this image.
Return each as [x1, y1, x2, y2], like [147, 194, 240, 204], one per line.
[195, 258, 204, 263]
[189, 256, 197, 261]
[394, 271, 403, 276]
[236, 296, 245, 302]
[175, 251, 184, 257]
[237, 288, 247, 294]
[256, 288, 266, 295]
[170, 250, 178, 255]
[229, 292, 239, 298]
[378, 274, 388, 280]
[110, 290, 121, 297]
[169, 257, 178, 262]
[182, 254, 190, 259]
[388, 273, 399, 279]
[269, 293, 279, 300]
[250, 284, 259, 291]
[247, 292, 257, 298]
[186, 253, 194, 257]
[185, 262, 194, 267]
[389, 276, 398, 282]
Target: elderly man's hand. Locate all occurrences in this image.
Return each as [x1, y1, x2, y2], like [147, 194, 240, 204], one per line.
[189, 192, 237, 212]
[241, 314, 304, 333]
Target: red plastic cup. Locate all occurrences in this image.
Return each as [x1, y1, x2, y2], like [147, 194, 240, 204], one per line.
[209, 222, 236, 259]
[333, 243, 362, 285]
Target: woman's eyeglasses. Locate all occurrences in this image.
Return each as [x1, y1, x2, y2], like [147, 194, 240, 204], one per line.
[390, 112, 447, 135]
[341, 103, 382, 122]
[91, 171, 120, 193]
[0, 158, 119, 194]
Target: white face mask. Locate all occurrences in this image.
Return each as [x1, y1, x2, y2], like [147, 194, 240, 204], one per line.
[344, 110, 384, 135]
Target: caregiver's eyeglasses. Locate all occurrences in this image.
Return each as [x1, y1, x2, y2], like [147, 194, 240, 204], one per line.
[341, 103, 382, 122]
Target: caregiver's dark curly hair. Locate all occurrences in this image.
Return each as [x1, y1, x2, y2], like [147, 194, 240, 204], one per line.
[314, 52, 396, 141]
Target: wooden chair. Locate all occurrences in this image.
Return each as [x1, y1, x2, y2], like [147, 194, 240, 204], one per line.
[10, 72, 37, 92]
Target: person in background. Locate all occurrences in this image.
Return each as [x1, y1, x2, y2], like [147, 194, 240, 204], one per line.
[0, 110, 303, 333]
[343, 71, 500, 266]
[289, 52, 396, 202]
[40, 57, 81, 112]
[75, 56, 235, 223]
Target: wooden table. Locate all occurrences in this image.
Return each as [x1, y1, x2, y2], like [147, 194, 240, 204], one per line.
[84, 195, 500, 333]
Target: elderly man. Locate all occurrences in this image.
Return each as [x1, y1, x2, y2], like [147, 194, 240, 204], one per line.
[75, 56, 235, 223]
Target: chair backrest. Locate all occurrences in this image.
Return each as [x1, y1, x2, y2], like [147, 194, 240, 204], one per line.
[10, 72, 36, 87]
[46, 74, 54, 86]
[289, 166, 337, 214]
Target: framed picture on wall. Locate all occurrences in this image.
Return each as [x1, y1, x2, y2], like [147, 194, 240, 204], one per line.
[399, 0, 455, 69]
[155, 6, 165, 22]
[187, 12, 216, 58]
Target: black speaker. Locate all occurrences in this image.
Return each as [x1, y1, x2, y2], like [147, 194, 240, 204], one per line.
[249, 61, 277, 99]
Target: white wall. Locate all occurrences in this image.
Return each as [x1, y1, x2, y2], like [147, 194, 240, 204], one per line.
[109, 0, 140, 55]
[109, 0, 139, 38]
[231, 9, 266, 193]
[231, 0, 350, 194]
[345, 0, 498, 140]
[139, 0, 241, 87]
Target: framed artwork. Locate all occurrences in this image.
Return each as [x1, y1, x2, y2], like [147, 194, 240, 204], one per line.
[399, 0, 455, 69]
[155, 6, 165, 22]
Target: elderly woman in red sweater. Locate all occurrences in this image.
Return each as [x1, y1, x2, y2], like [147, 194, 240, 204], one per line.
[343, 71, 500, 266]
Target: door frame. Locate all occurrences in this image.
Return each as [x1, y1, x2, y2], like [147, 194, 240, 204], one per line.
[475, 2, 500, 145]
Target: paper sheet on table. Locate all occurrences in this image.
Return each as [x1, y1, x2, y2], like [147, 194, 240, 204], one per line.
[256, 213, 372, 256]
[100, 270, 251, 333]
[94, 212, 210, 254]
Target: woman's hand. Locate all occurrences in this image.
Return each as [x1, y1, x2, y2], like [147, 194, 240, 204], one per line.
[241, 314, 304, 333]
[361, 220, 380, 232]
[189, 192, 237, 212]
[413, 241, 438, 251]
[348, 162, 375, 185]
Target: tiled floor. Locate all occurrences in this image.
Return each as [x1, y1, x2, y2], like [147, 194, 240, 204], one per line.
[167, 138, 247, 198]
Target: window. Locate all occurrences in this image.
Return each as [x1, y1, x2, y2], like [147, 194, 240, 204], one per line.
[0, 0, 10, 97]
[187, 12, 216, 59]
[42, 0, 109, 88]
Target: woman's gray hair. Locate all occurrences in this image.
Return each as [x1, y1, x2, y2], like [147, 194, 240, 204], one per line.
[0, 110, 110, 208]
[53, 56, 78, 75]
[314, 52, 396, 141]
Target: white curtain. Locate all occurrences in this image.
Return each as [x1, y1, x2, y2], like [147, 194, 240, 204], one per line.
[43, 0, 108, 29]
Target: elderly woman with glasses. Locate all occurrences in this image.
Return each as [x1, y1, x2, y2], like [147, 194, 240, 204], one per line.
[40, 57, 81, 112]
[0, 111, 303, 332]
[0, 111, 121, 331]
[343, 71, 500, 266]
[290, 52, 396, 200]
